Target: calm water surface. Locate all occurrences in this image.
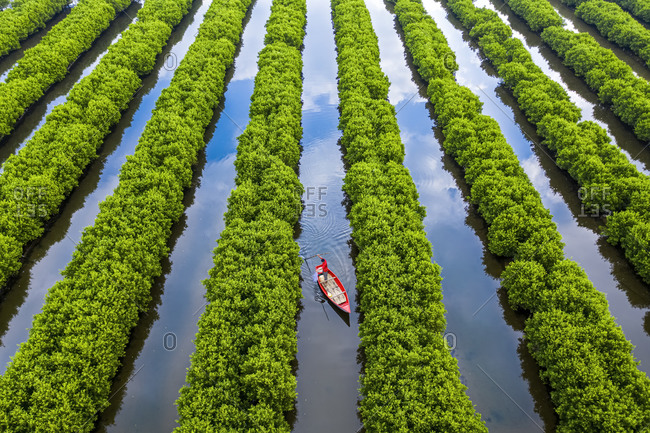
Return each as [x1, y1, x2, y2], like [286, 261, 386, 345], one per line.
[0, 0, 213, 373]
[544, 0, 650, 80]
[1, 2, 648, 432]
[94, 0, 272, 430]
[291, 0, 361, 431]
[0, 5, 73, 81]
[370, 0, 551, 431]
[0, 1, 142, 166]
[476, 0, 650, 174]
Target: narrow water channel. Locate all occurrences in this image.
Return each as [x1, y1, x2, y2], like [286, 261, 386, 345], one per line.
[291, 0, 361, 431]
[426, 0, 650, 377]
[545, 0, 650, 79]
[367, 0, 551, 431]
[464, 1, 650, 372]
[0, 6, 72, 82]
[0, 0, 142, 166]
[0, 0, 210, 373]
[0, 5, 73, 80]
[92, 0, 272, 430]
[475, 0, 650, 174]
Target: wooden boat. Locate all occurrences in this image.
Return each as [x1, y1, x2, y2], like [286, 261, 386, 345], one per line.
[317, 269, 350, 313]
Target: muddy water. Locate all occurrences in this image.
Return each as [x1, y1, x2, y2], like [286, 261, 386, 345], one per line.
[291, 0, 361, 431]
[0, 0, 211, 373]
[0, 6, 73, 80]
[427, 0, 650, 400]
[92, 0, 273, 431]
[475, 0, 650, 175]
[0, 1, 142, 166]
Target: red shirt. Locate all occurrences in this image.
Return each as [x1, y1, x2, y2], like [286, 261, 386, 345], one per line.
[316, 259, 329, 274]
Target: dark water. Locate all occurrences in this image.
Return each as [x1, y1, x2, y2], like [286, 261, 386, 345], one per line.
[291, 0, 361, 431]
[0, 1, 142, 166]
[0, 6, 73, 80]
[475, 0, 650, 175]
[0, 0, 212, 373]
[93, 0, 272, 431]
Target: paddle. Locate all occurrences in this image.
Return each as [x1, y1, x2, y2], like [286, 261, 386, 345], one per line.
[300, 252, 331, 272]
[301, 252, 331, 261]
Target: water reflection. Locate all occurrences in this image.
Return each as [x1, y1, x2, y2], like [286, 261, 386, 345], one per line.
[429, 0, 650, 374]
[292, 0, 361, 431]
[92, 1, 270, 431]
[476, 0, 650, 176]
[0, 1, 142, 166]
[488, 66, 650, 371]
[368, 0, 552, 430]
[544, 0, 650, 80]
[0, 0, 210, 373]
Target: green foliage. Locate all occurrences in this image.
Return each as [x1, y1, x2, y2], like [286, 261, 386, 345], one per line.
[437, 0, 650, 428]
[499, 0, 650, 143]
[574, 0, 650, 68]
[0, 0, 192, 289]
[610, 0, 650, 25]
[507, 0, 650, 142]
[334, 0, 487, 430]
[174, 0, 305, 430]
[0, 0, 132, 136]
[0, 0, 70, 58]
[606, 210, 650, 283]
[0, 0, 254, 430]
[0, 233, 22, 280]
[525, 301, 650, 431]
[395, 0, 457, 81]
[447, 0, 650, 285]
[506, 0, 563, 31]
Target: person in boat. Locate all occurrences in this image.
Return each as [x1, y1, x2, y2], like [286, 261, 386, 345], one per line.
[316, 254, 329, 282]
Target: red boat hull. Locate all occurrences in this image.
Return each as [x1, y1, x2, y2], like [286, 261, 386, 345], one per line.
[317, 270, 350, 313]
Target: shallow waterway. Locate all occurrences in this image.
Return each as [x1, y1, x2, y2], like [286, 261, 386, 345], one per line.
[0, 0, 214, 374]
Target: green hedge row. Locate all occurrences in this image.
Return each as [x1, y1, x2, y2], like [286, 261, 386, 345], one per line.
[0, 0, 70, 57]
[503, 0, 650, 143]
[173, 0, 306, 430]
[0, 0, 259, 430]
[570, 0, 650, 26]
[456, 0, 650, 284]
[0, 0, 191, 289]
[613, 0, 650, 25]
[332, 0, 487, 431]
[400, 0, 650, 429]
[507, 0, 563, 31]
[0, 0, 132, 136]
[541, 26, 650, 140]
[574, 0, 650, 68]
